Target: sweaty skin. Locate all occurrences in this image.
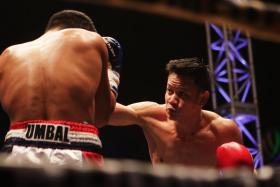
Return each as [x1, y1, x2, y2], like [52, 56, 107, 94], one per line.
[109, 73, 243, 167]
[0, 28, 115, 127]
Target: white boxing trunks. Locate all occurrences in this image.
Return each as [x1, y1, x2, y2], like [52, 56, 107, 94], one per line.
[2, 120, 103, 167]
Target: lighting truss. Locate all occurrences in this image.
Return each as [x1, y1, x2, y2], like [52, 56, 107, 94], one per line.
[205, 23, 263, 168]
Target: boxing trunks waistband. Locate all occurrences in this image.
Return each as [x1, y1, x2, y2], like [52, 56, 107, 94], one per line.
[3, 120, 102, 154]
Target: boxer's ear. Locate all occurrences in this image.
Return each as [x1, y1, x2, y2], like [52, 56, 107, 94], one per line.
[199, 90, 209, 107]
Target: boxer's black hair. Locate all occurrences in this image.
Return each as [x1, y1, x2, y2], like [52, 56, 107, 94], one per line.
[166, 57, 210, 91]
[45, 9, 97, 32]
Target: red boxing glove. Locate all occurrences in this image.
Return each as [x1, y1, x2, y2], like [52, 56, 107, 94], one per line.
[216, 142, 254, 171]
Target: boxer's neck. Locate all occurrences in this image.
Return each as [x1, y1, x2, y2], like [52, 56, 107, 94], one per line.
[175, 110, 204, 138]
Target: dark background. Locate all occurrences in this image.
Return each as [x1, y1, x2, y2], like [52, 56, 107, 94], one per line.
[0, 0, 279, 164]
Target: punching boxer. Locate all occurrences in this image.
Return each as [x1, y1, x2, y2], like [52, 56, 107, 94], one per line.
[0, 9, 123, 167]
[109, 57, 245, 168]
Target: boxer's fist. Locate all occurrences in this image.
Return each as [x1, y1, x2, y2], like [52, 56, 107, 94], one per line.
[216, 142, 254, 171]
[103, 36, 123, 74]
[103, 36, 123, 97]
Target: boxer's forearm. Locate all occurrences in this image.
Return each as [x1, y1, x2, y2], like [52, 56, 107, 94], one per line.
[108, 103, 138, 126]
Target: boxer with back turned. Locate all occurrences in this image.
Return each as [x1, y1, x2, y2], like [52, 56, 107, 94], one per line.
[0, 9, 123, 167]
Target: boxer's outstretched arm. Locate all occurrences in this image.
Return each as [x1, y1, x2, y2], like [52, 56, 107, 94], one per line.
[108, 102, 161, 127]
[108, 103, 138, 126]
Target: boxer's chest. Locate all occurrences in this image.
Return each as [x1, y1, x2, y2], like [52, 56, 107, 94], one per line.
[156, 130, 219, 166]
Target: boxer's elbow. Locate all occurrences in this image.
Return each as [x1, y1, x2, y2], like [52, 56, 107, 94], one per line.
[94, 93, 116, 128]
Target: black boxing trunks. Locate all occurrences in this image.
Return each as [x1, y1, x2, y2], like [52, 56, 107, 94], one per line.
[2, 120, 103, 167]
